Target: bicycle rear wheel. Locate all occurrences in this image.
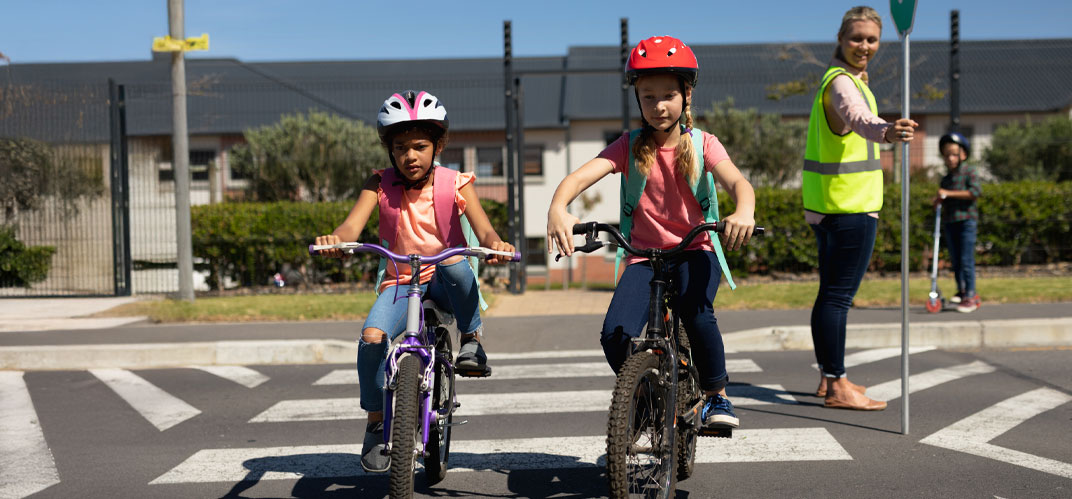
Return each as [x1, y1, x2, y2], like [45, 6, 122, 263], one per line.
[389, 354, 421, 498]
[606, 350, 675, 499]
[424, 328, 454, 486]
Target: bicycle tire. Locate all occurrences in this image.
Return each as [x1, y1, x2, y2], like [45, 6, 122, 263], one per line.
[672, 315, 699, 482]
[606, 350, 675, 499]
[424, 328, 454, 486]
[389, 354, 421, 498]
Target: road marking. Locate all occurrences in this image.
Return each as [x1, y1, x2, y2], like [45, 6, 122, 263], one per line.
[866, 361, 995, 402]
[313, 358, 761, 386]
[150, 427, 849, 484]
[920, 387, 1072, 479]
[251, 384, 794, 423]
[0, 371, 60, 498]
[89, 368, 201, 431]
[486, 349, 605, 360]
[189, 365, 269, 388]
[811, 346, 937, 371]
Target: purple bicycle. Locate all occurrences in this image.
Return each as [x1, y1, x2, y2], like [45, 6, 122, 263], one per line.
[309, 242, 520, 497]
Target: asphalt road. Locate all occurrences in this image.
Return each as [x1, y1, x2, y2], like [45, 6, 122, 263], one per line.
[6, 317, 1071, 498]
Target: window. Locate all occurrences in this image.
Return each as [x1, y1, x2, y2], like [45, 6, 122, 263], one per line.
[159, 149, 215, 182]
[604, 130, 625, 146]
[523, 144, 543, 176]
[476, 147, 504, 177]
[439, 147, 464, 171]
[524, 237, 547, 266]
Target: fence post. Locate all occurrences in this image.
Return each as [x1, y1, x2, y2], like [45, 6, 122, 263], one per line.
[108, 80, 132, 296]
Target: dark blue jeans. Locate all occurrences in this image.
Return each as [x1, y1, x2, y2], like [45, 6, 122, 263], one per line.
[810, 214, 877, 378]
[943, 219, 977, 297]
[601, 250, 728, 392]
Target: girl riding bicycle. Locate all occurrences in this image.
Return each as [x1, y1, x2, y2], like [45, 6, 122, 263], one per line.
[315, 90, 515, 473]
[547, 36, 757, 431]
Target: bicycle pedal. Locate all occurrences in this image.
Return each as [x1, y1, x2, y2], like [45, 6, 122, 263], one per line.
[699, 427, 733, 438]
[456, 366, 492, 378]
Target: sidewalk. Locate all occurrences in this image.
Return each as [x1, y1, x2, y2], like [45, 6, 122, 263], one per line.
[1, 292, 1070, 370]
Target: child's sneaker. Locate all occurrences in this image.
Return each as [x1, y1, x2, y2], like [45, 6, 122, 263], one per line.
[956, 294, 981, 313]
[949, 292, 964, 304]
[456, 334, 491, 377]
[361, 421, 390, 472]
[701, 394, 739, 429]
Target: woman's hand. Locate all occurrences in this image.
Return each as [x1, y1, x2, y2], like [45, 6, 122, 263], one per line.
[884, 118, 919, 143]
[720, 212, 755, 251]
[314, 234, 346, 259]
[547, 207, 581, 257]
[486, 240, 516, 265]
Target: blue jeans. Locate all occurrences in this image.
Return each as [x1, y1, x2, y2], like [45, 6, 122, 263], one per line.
[810, 214, 877, 378]
[601, 250, 729, 393]
[357, 259, 481, 412]
[943, 219, 977, 297]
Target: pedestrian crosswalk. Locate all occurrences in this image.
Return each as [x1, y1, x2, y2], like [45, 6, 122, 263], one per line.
[3, 346, 1070, 498]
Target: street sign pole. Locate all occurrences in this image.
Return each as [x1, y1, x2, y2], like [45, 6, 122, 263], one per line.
[891, 0, 917, 436]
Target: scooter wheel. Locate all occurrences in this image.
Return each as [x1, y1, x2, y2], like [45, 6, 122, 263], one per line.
[925, 298, 942, 313]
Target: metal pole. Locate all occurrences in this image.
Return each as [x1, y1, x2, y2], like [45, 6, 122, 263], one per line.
[514, 77, 527, 294]
[108, 80, 132, 296]
[620, 18, 630, 134]
[503, 20, 519, 294]
[900, 34, 911, 435]
[949, 10, 961, 132]
[169, 0, 194, 301]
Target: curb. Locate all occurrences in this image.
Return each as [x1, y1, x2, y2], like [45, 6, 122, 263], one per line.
[2, 319, 1070, 371]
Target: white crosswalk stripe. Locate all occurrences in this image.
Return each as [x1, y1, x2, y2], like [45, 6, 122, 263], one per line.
[0, 371, 60, 499]
[90, 368, 201, 431]
[920, 387, 1072, 479]
[313, 358, 761, 385]
[150, 428, 850, 484]
[811, 346, 938, 371]
[865, 361, 996, 402]
[189, 365, 269, 388]
[250, 383, 796, 423]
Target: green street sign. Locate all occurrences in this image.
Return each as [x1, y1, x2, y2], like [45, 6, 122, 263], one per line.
[890, 0, 918, 37]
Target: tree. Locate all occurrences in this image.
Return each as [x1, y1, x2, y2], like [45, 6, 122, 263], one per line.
[696, 98, 807, 187]
[983, 116, 1072, 182]
[0, 137, 105, 225]
[229, 110, 389, 202]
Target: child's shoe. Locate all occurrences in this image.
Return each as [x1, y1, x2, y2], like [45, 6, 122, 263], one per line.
[361, 421, 390, 472]
[956, 294, 981, 313]
[949, 292, 963, 304]
[701, 394, 739, 429]
[456, 334, 491, 377]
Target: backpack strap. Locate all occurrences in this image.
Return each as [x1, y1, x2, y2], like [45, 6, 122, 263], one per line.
[617, 127, 736, 289]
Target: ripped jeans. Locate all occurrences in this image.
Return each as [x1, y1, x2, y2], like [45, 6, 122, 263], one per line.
[357, 259, 481, 412]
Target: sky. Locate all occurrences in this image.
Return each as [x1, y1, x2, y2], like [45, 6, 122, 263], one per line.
[1, 0, 1070, 64]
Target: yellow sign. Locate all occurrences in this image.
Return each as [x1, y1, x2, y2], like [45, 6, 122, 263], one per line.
[152, 33, 210, 52]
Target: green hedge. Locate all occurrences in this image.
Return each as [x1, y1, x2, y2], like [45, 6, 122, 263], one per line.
[0, 226, 56, 288]
[721, 180, 1072, 274]
[193, 199, 508, 289]
[194, 182, 1070, 288]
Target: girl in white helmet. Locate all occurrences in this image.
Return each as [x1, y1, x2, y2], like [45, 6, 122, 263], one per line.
[315, 90, 515, 472]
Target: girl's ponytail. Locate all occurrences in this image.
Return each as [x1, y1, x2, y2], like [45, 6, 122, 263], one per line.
[675, 101, 699, 184]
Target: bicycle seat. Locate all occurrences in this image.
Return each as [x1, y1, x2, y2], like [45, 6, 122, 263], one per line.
[422, 299, 455, 328]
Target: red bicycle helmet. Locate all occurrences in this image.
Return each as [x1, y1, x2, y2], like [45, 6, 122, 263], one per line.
[625, 36, 699, 87]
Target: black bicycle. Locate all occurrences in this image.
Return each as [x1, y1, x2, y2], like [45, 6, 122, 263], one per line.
[561, 221, 763, 499]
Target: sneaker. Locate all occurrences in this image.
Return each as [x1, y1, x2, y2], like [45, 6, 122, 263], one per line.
[949, 292, 964, 304]
[361, 421, 390, 473]
[701, 394, 740, 429]
[956, 294, 981, 313]
[456, 335, 489, 371]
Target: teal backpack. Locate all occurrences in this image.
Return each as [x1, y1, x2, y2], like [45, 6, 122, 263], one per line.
[616, 127, 736, 289]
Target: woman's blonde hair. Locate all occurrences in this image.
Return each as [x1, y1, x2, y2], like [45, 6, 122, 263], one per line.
[833, 6, 883, 61]
[630, 79, 698, 184]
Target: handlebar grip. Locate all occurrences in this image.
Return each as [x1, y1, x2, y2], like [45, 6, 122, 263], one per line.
[512, 251, 522, 262]
[308, 244, 318, 256]
[572, 223, 589, 235]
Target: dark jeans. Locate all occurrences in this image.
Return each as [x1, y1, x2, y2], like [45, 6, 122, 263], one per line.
[810, 214, 877, 377]
[943, 219, 977, 296]
[601, 250, 728, 392]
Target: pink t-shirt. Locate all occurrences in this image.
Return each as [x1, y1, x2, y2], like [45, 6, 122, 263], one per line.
[376, 169, 475, 291]
[598, 131, 730, 265]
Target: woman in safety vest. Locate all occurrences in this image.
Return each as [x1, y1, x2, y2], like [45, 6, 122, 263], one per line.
[803, 6, 917, 411]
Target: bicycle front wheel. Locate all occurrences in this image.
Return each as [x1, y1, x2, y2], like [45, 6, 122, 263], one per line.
[389, 354, 421, 498]
[606, 350, 675, 499]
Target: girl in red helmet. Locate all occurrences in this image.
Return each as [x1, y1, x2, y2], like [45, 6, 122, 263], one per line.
[316, 90, 515, 472]
[547, 36, 757, 430]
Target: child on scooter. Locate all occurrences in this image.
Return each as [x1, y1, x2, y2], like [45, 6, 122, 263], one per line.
[934, 132, 982, 313]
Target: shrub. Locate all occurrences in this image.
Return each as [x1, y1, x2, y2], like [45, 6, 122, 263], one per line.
[0, 225, 56, 287]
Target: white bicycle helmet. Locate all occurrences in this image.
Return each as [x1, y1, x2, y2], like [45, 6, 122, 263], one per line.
[376, 90, 449, 143]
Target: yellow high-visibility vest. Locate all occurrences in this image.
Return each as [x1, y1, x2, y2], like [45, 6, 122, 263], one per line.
[802, 66, 883, 214]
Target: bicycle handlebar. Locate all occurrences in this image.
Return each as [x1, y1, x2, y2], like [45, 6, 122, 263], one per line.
[309, 242, 521, 264]
[561, 221, 765, 261]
